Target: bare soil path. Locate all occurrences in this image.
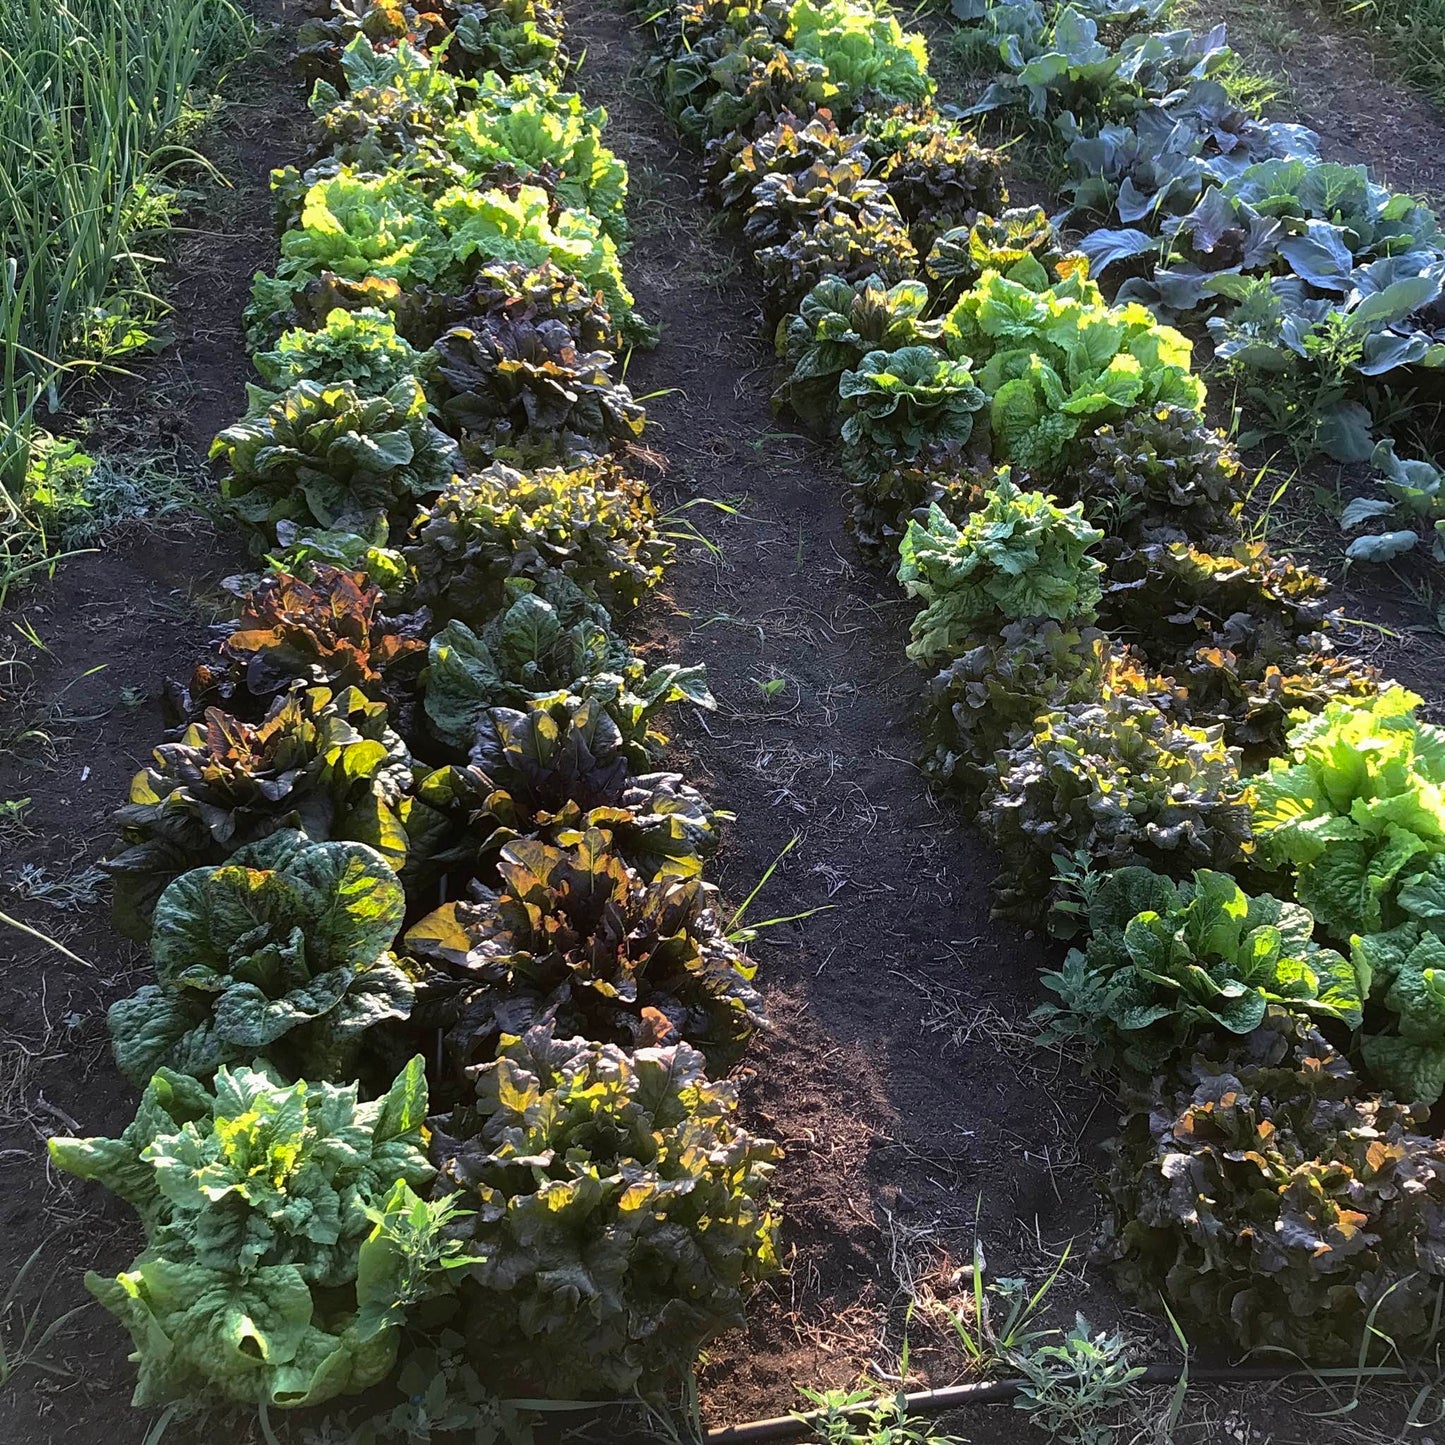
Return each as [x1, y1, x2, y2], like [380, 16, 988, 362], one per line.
[564, 0, 1122, 1426]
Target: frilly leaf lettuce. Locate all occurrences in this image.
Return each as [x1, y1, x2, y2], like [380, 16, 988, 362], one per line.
[1108, 1011, 1445, 1366]
[1251, 687, 1445, 941]
[431, 1024, 780, 1396]
[787, 0, 934, 105]
[897, 475, 1105, 665]
[48, 1059, 439, 1408]
[942, 264, 1204, 476]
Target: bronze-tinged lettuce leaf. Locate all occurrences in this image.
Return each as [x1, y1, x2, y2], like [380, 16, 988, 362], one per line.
[716, 110, 869, 213]
[429, 316, 645, 467]
[843, 444, 985, 562]
[743, 159, 900, 251]
[107, 831, 412, 1086]
[984, 682, 1252, 920]
[169, 565, 427, 723]
[920, 620, 1160, 793]
[452, 259, 617, 352]
[1068, 406, 1243, 547]
[213, 377, 461, 538]
[405, 827, 763, 1073]
[1098, 540, 1334, 667]
[402, 461, 671, 626]
[862, 107, 1007, 248]
[430, 1024, 781, 1396]
[1106, 1010, 1445, 1365]
[756, 206, 918, 321]
[107, 685, 417, 939]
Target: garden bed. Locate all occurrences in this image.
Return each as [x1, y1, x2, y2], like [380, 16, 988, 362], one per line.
[3, 0, 1445, 1440]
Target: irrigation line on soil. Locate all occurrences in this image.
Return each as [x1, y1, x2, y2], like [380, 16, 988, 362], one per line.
[702, 1364, 1352, 1442]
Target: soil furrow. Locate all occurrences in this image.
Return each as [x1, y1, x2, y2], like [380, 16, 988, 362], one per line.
[564, 0, 1130, 1424]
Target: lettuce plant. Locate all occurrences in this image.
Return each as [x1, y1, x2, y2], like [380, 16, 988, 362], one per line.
[897, 478, 1105, 666]
[837, 345, 984, 477]
[439, 75, 628, 238]
[49, 1058, 443, 1408]
[430, 1024, 780, 1395]
[456, 258, 617, 351]
[172, 565, 426, 721]
[1097, 540, 1334, 675]
[1069, 405, 1241, 544]
[405, 829, 763, 1070]
[1037, 866, 1362, 1073]
[756, 207, 918, 319]
[253, 308, 430, 401]
[1251, 688, 1445, 942]
[666, 31, 838, 143]
[450, 0, 568, 78]
[1108, 1012, 1445, 1365]
[926, 206, 1073, 292]
[919, 620, 1147, 790]
[402, 462, 670, 625]
[429, 316, 645, 465]
[774, 273, 942, 425]
[1354, 920, 1445, 1104]
[423, 574, 712, 756]
[108, 685, 416, 938]
[743, 159, 900, 250]
[310, 36, 464, 171]
[786, 0, 934, 107]
[985, 684, 1251, 916]
[942, 265, 1205, 477]
[213, 378, 460, 535]
[424, 695, 721, 884]
[716, 111, 869, 214]
[845, 443, 985, 559]
[263, 517, 411, 596]
[863, 108, 1007, 244]
[433, 184, 643, 341]
[107, 832, 413, 1085]
[263, 168, 450, 299]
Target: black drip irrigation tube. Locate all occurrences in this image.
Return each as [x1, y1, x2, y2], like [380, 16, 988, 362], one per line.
[702, 1364, 1303, 1443]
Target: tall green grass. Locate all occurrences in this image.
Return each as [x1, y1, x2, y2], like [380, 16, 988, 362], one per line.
[1315, 0, 1445, 109]
[0, 0, 251, 599]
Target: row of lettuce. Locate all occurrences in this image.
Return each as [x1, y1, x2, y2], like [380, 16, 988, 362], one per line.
[46, 0, 785, 1422]
[956, 0, 1445, 564]
[632, 0, 1445, 1366]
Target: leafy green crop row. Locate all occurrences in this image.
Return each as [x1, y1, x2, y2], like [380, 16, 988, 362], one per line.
[633, 0, 1445, 1370]
[48, 1, 783, 1429]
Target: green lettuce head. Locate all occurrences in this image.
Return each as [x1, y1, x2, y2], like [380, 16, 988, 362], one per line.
[48, 1058, 443, 1409]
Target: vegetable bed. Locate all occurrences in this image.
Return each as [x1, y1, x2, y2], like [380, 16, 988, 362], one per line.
[9, 0, 1445, 1438]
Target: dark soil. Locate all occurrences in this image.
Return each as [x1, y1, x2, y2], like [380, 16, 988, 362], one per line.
[0, 4, 311, 1442]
